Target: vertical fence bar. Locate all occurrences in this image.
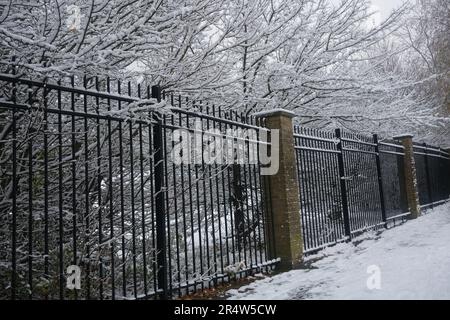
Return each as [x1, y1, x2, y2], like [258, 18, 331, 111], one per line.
[57, 82, 64, 300]
[423, 143, 433, 207]
[213, 107, 224, 278]
[335, 129, 351, 238]
[70, 76, 78, 300]
[239, 114, 253, 271]
[169, 113, 181, 296]
[28, 137, 33, 299]
[296, 129, 313, 250]
[82, 76, 91, 299]
[95, 77, 104, 300]
[178, 111, 189, 290]
[42, 83, 50, 299]
[224, 112, 237, 268]
[11, 82, 17, 300]
[186, 110, 198, 290]
[9, 60, 18, 292]
[307, 130, 318, 245]
[207, 106, 218, 284]
[138, 86, 148, 298]
[443, 149, 450, 200]
[146, 86, 158, 297]
[373, 134, 387, 225]
[127, 82, 138, 298]
[151, 85, 168, 299]
[117, 80, 127, 298]
[218, 107, 230, 273]
[396, 147, 408, 214]
[162, 102, 173, 296]
[199, 105, 211, 281]
[26, 84, 34, 300]
[252, 127, 264, 265]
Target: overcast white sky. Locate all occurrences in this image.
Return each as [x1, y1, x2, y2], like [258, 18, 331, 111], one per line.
[370, 0, 410, 24]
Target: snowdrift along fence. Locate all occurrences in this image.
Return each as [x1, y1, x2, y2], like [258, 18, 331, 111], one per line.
[294, 126, 450, 253]
[0, 70, 277, 300]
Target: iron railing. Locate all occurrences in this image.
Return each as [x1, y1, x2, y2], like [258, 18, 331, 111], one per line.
[413, 143, 450, 208]
[294, 127, 450, 253]
[0, 71, 277, 300]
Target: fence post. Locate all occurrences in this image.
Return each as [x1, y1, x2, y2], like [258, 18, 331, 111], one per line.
[393, 134, 421, 219]
[254, 109, 302, 270]
[373, 134, 387, 225]
[151, 85, 168, 299]
[335, 129, 351, 239]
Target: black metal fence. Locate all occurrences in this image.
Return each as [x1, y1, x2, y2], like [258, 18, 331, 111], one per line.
[0, 71, 276, 300]
[294, 126, 450, 253]
[293, 127, 347, 252]
[413, 143, 450, 208]
[1, 69, 450, 300]
[157, 99, 277, 299]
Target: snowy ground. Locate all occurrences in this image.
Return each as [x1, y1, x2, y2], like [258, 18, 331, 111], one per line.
[227, 202, 450, 300]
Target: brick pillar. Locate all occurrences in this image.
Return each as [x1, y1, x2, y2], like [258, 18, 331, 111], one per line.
[254, 109, 302, 270]
[393, 134, 421, 219]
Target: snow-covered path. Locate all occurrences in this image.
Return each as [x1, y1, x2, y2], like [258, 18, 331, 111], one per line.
[227, 202, 450, 300]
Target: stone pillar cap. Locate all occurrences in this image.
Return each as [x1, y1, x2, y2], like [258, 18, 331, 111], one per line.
[393, 134, 414, 140]
[253, 108, 297, 119]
